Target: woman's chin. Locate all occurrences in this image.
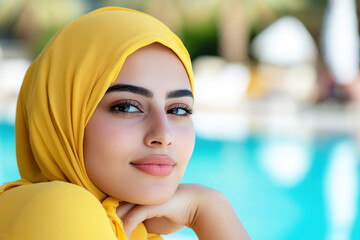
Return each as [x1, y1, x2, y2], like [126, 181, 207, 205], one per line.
[103, 179, 181, 205]
[125, 185, 178, 205]
[133, 190, 175, 205]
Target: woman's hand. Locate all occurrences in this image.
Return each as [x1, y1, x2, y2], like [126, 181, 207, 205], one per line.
[116, 184, 251, 240]
[116, 184, 199, 237]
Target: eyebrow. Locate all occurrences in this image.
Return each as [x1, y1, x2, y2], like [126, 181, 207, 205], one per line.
[167, 89, 193, 99]
[106, 84, 153, 98]
[106, 84, 193, 99]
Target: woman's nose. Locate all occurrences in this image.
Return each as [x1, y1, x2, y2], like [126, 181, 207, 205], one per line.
[144, 110, 173, 148]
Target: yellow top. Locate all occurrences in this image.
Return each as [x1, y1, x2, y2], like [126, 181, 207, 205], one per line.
[0, 7, 194, 240]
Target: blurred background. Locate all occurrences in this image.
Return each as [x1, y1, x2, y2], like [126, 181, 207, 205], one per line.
[0, 0, 359, 239]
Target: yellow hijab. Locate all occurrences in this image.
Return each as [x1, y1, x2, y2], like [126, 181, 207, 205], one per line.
[0, 7, 194, 240]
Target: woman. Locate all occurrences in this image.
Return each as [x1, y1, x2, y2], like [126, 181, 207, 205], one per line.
[0, 7, 250, 239]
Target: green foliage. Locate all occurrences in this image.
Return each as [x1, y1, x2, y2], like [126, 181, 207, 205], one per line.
[182, 16, 219, 59]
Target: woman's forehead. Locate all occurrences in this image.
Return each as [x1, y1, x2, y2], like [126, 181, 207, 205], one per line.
[111, 43, 191, 90]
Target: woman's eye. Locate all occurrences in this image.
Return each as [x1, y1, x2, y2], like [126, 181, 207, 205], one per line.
[109, 101, 141, 114]
[119, 105, 139, 113]
[167, 106, 192, 116]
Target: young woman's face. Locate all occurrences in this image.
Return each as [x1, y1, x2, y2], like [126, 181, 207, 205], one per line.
[84, 43, 195, 205]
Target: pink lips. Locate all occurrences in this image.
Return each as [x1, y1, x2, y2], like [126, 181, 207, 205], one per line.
[131, 155, 176, 176]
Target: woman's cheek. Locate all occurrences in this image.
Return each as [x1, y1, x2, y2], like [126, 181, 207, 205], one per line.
[175, 122, 195, 163]
[102, 121, 142, 153]
[86, 115, 142, 161]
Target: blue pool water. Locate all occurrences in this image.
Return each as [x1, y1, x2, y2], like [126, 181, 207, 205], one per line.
[1, 122, 359, 240]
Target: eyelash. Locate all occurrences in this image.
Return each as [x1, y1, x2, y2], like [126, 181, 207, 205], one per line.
[109, 100, 193, 117]
[109, 100, 142, 114]
[167, 104, 193, 117]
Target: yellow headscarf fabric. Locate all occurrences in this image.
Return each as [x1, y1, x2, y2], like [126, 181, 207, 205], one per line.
[0, 7, 194, 240]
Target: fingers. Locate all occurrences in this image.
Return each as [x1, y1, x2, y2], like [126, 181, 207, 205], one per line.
[116, 202, 136, 220]
[122, 205, 160, 238]
[116, 184, 205, 237]
[144, 217, 185, 235]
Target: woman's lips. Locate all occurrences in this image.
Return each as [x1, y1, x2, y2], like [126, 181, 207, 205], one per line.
[131, 155, 175, 176]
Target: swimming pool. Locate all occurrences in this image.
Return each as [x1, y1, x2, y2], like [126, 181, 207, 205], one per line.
[1, 121, 359, 240]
